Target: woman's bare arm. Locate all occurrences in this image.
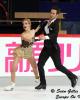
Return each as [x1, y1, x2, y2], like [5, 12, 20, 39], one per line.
[34, 25, 40, 33]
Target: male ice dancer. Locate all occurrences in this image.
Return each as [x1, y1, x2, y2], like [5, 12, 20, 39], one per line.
[35, 7, 78, 90]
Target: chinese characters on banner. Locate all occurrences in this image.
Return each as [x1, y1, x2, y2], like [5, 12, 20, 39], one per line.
[0, 35, 80, 76]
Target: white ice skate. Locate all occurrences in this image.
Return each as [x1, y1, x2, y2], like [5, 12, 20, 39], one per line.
[4, 82, 15, 91]
[35, 78, 40, 83]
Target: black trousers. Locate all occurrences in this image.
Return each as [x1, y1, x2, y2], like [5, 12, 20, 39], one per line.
[38, 43, 76, 85]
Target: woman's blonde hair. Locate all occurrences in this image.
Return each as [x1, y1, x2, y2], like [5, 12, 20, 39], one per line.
[22, 18, 31, 26]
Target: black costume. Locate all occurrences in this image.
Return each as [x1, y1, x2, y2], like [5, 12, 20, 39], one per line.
[35, 19, 78, 89]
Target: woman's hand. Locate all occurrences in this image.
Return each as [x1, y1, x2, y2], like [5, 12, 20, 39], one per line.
[39, 34, 46, 40]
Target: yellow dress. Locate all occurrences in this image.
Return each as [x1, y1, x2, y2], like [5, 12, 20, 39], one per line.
[13, 46, 32, 59]
[13, 38, 34, 59]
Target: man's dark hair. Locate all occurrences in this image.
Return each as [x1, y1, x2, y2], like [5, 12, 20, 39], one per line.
[51, 6, 60, 14]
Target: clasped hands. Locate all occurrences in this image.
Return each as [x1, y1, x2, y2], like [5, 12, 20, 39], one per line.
[39, 34, 46, 40]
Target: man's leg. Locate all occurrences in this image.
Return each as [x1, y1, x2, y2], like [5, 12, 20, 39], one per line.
[51, 44, 78, 88]
[35, 47, 49, 89]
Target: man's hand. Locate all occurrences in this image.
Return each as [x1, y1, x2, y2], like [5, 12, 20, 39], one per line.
[39, 34, 46, 40]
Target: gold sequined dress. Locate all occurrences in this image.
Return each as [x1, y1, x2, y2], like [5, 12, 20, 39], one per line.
[13, 38, 34, 59]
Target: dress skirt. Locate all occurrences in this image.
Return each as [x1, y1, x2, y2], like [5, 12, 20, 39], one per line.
[13, 46, 33, 59]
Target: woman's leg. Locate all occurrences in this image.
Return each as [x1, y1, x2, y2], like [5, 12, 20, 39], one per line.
[11, 56, 20, 83]
[4, 49, 20, 91]
[27, 56, 39, 79]
[11, 47, 21, 83]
